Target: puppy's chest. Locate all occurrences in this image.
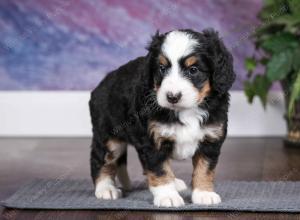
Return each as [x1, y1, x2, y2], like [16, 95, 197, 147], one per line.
[149, 111, 223, 160]
[159, 120, 203, 160]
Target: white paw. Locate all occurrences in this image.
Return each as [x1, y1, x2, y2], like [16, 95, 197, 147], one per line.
[174, 178, 187, 192]
[154, 192, 185, 207]
[95, 178, 122, 200]
[150, 182, 185, 207]
[192, 190, 221, 205]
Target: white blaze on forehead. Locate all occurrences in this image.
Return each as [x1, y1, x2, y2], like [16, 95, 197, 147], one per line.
[162, 31, 198, 63]
[156, 31, 200, 110]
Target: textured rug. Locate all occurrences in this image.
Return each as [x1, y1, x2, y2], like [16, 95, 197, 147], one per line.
[2, 179, 300, 212]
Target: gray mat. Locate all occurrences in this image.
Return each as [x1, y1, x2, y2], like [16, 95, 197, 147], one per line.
[2, 179, 300, 212]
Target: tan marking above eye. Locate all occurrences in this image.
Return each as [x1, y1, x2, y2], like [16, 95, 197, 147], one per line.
[158, 54, 169, 66]
[185, 56, 198, 67]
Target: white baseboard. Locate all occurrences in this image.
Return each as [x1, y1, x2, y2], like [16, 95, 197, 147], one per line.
[0, 91, 286, 137]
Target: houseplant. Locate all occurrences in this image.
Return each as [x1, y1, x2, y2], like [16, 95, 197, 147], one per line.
[244, 0, 300, 146]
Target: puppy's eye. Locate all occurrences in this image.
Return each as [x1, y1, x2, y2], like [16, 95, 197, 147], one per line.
[159, 65, 167, 75]
[188, 66, 199, 75]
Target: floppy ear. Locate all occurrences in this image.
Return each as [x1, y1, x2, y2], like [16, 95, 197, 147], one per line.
[146, 30, 165, 55]
[145, 31, 165, 77]
[203, 29, 235, 95]
[142, 31, 165, 89]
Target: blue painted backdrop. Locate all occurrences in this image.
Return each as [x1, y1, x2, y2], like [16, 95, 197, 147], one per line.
[0, 0, 262, 90]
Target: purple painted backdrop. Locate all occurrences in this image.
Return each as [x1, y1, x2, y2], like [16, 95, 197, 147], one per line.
[0, 0, 262, 90]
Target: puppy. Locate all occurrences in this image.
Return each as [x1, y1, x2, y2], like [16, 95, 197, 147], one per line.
[89, 29, 235, 207]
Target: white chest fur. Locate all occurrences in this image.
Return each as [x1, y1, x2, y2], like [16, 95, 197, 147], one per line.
[150, 108, 223, 160]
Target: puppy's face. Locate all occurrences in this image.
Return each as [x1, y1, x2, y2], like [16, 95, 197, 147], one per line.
[153, 31, 211, 110]
[149, 29, 235, 111]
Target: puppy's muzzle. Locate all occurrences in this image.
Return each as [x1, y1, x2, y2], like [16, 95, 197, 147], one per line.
[166, 92, 182, 104]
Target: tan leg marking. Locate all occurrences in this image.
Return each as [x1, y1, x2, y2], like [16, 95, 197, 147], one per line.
[147, 161, 185, 207]
[147, 161, 175, 187]
[192, 154, 214, 191]
[95, 139, 126, 200]
[192, 154, 221, 205]
[96, 139, 126, 182]
[96, 163, 117, 183]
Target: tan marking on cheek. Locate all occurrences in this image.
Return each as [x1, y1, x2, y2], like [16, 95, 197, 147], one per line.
[158, 54, 168, 66]
[185, 56, 198, 67]
[147, 161, 175, 187]
[198, 81, 211, 103]
[192, 154, 214, 191]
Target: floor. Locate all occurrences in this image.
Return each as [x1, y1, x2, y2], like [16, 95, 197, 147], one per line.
[0, 137, 300, 220]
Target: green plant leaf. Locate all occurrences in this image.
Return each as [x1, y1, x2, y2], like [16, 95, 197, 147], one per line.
[255, 24, 285, 40]
[244, 81, 255, 103]
[260, 57, 269, 65]
[289, 0, 300, 13]
[275, 14, 300, 27]
[254, 75, 272, 107]
[293, 48, 300, 70]
[245, 57, 257, 72]
[261, 32, 299, 53]
[259, 1, 287, 21]
[244, 75, 271, 107]
[288, 71, 300, 117]
[259, 5, 277, 21]
[263, 0, 275, 6]
[266, 49, 293, 81]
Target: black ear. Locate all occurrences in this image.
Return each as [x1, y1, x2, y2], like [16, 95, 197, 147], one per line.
[146, 30, 165, 55]
[203, 29, 235, 95]
[145, 31, 165, 77]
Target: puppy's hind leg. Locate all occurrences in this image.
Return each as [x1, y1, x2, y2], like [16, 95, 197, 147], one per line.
[90, 138, 126, 200]
[116, 147, 131, 191]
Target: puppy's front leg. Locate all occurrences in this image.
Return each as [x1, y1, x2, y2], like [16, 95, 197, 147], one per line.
[147, 160, 185, 207]
[135, 131, 185, 207]
[191, 152, 221, 205]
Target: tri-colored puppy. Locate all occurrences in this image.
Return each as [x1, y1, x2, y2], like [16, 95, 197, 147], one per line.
[89, 29, 235, 207]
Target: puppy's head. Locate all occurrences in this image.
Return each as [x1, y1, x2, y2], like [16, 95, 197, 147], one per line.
[147, 29, 235, 111]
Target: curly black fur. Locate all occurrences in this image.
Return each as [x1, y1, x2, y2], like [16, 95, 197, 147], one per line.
[89, 29, 235, 183]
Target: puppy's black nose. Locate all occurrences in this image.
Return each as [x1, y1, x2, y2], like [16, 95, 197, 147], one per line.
[166, 92, 182, 104]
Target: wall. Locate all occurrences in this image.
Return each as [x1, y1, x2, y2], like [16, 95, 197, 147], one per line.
[0, 0, 286, 137]
[0, 0, 261, 90]
[0, 91, 286, 137]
